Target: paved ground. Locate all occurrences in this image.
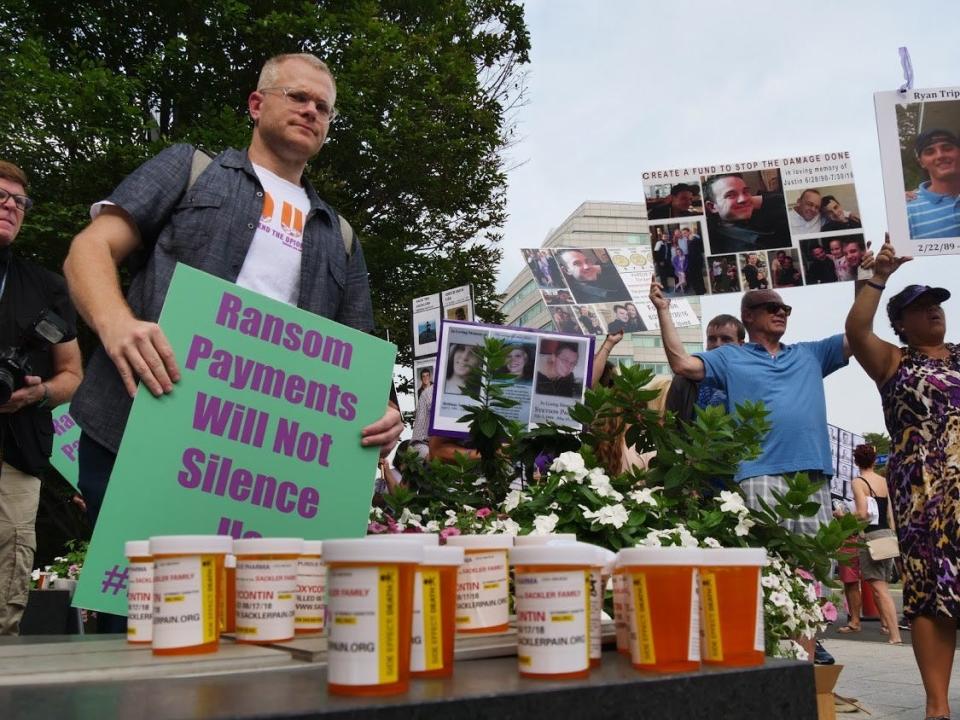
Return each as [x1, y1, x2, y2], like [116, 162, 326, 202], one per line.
[825, 637, 959, 719]
[820, 588, 959, 719]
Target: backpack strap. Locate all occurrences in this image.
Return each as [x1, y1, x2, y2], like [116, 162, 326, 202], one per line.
[188, 148, 213, 189]
[190, 149, 355, 258]
[337, 214, 356, 258]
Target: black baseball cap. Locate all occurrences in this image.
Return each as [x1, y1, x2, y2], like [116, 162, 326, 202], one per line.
[886, 284, 951, 322]
[670, 182, 695, 195]
[914, 128, 959, 156]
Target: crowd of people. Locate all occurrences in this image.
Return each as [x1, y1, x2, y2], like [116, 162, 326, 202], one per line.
[3, 46, 958, 720]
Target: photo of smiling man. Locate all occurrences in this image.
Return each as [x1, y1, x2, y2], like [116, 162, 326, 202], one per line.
[907, 128, 960, 240]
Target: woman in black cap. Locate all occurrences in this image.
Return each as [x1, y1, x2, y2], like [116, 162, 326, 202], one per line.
[845, 240, 957, 720]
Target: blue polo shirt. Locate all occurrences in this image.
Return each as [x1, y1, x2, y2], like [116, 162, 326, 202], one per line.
[906, 182, 960, 240]
[695, 335, 847, 482]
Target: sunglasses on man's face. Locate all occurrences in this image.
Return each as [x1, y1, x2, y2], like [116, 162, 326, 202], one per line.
[750, 301, 792, 317]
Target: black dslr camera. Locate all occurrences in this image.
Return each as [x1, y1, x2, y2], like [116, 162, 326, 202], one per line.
[0, 309, 69, 406]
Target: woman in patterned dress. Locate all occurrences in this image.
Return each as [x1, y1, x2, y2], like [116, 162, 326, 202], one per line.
[845, 241, 958, 720]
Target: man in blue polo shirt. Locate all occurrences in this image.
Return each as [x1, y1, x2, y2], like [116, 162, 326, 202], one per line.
[650, 282, 850, 534]
[906, 128, 960, 240]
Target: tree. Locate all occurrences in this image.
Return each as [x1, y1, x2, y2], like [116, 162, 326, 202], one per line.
[862, 431, 890, 456]
[0, 0, 530, 381]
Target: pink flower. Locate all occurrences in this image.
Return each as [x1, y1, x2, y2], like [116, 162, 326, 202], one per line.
[367, 522, 388, 534]
[821, 601, 838, 623]
[475, 508, 492, 519]
[440, 527, 461, 541]
[795, 568, 814, 581]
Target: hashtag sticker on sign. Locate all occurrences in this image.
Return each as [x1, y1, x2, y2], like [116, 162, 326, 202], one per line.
[101, 565, 129, 595]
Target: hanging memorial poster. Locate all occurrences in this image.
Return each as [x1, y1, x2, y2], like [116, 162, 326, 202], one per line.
[429, 320, 594, 438]
[875, 86, 960, 256]
[520, 246, 698, 335]
[642, 151, 868, 299]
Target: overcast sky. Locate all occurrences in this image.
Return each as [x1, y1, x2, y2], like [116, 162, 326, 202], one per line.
[494, 0, 960, 435]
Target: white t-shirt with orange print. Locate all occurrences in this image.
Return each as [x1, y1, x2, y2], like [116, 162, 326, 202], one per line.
[235, 164, 309, 305]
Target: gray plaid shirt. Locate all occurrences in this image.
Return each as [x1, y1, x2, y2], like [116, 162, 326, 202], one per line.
[71, 144, 374, 452]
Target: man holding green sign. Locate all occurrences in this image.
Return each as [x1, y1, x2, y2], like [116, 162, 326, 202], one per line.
[63, 54, 401, 617]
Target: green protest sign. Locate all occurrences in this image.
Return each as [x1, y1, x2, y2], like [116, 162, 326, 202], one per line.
[74, 265, 396, 614]
[50, 407, 81, 490]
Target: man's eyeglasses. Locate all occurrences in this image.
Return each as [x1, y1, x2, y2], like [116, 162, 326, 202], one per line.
[750, 301, 792, 316]
[259, 87, 338, 124]
[0, 187, 32, 213]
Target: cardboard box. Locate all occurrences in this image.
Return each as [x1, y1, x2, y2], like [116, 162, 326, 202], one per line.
[814, 664, 844, 720]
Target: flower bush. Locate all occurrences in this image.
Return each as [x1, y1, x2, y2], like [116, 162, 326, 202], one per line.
[31, 539, 88, 588]
[373, 337, 861, 654]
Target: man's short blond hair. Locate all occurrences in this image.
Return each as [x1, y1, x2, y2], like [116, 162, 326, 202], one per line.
[0, 161, 28, 190]
[257, 53, 336, 98]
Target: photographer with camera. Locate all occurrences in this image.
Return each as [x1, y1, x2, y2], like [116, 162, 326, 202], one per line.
[0, 161, 81, 635]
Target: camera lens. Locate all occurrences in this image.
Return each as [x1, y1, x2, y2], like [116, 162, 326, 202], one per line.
[0, 368, 14, 405]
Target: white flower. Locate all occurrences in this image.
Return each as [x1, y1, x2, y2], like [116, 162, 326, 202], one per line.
[551, 452, 588, 481]
[641, 529, 663, 546]
[583, 504, 629, 529]
[473, 477, 487, 487]
[399, 508, 423, 528]
[487, 518, 520, 536]
[629, 487, 659, 507]
[424, 520, 440, 533]
[548, 502, 560, 511]
[588, 469, 624, 500]
[532, 513, 559, 535]
[734, 515, 755, 536]
[444, 516, 458, 527]
[702, 536, 721, 548]
[761, 574, 781, 589]
[31, 568, 40, 581]
[503, 489, 525, 513]
[718, 490, 747, 515]
[769, 591, 791, 608]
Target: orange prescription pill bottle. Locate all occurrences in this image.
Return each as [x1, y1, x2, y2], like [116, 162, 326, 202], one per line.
[513, 533, 577, 547]
[612, 558, 630, 655]
[619, 547, 703, 673]
[590, 546, 616, 667]
[296, 541, 325, 635]
[364, 534, 453, 677]
[223, 554, 236, 633]
[445, 534, 513, 634]
[125, 540, 153, 644]
[412, 545, 464, 678]
[234, 538, 303, 644]
[148, 535, 232, 655]
[699, 548, 767, 667]
[324, 539, 423, 696]
[511, 543, 595, 679]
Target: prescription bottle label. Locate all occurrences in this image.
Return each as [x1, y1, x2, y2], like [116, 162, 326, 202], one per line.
[588, 569, 602, 660]
[515, 571, 589, 674]
[613, 573, 628, 650]
[296, 556, 326, 632]
[152, 555, 217, 649]
[631, 573, 656, 665]
[410, 568, 443, 672]
[127, 560, 153, 641]
[701, 571, 723, 661]
[235, 558, 297, 639]
[455, 550, 509, 629]
[688, 570, 701, 661]
[754, 577, 765, 652]
[328, 566, 399, 686]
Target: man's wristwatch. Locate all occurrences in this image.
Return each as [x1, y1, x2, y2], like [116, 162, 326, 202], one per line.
[36, 383, 50, 409]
